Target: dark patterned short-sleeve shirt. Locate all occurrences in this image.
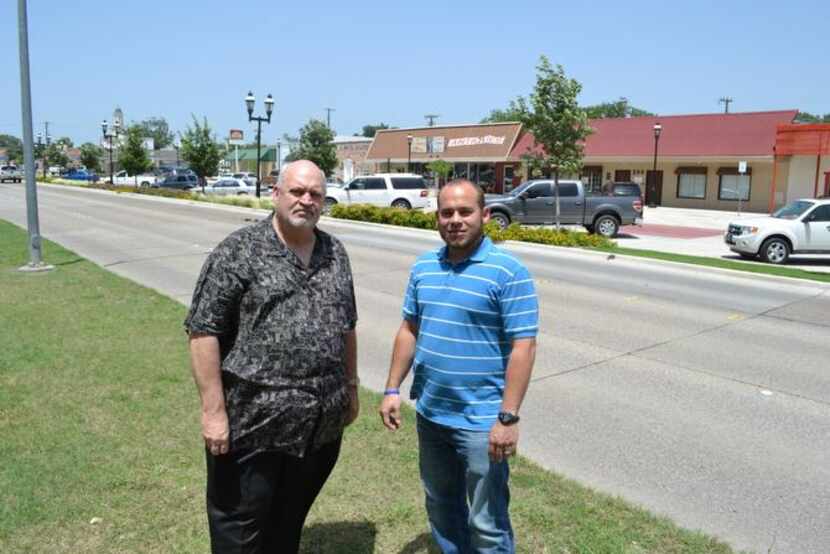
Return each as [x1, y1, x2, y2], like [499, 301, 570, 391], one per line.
[184, 214, 357, 458]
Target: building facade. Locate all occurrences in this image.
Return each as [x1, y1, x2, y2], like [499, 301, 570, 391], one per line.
[365, 123, 524, 191]
[333, 136, 374, 182]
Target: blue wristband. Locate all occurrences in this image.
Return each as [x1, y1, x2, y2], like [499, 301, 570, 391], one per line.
[384, 388, 400, 396]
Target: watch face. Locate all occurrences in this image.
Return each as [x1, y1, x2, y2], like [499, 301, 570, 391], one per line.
[499, 412, 519, 425]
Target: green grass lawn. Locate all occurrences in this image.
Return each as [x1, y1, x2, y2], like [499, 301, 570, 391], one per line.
[0, 219, 742, 553]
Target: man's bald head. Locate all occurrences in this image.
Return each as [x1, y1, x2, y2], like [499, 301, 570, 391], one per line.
[438, 179, 485, 210]
[277, 160, 326, 190]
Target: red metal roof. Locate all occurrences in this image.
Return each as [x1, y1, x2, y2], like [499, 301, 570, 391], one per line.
[509, 110, 798, 160]
[774, 123, 830, 156]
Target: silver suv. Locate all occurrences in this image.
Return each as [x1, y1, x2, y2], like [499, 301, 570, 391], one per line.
[725, 198, 830, 264]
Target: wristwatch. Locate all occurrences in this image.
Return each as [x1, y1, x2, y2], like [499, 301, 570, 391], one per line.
[497, 411, 520, 426]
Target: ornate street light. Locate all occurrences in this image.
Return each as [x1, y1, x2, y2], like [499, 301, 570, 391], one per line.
[407, 134, 413, 173]
[649, 122, 662, 207]
[102, 119, 120, 185]
[245, 91, 275, 197]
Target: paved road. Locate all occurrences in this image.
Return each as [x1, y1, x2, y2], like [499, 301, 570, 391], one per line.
[3, 183, 829, 554]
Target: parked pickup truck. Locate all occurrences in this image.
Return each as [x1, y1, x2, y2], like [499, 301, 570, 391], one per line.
[113, 170, 157, 187]
[485, 179, 643, 237]
[0, 165, 23, 183]
[725, 197, 830, 264]
[323, 173, 432, 213]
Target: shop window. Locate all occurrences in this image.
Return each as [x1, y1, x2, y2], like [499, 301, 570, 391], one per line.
[718, 174, 751, 201]
[614, 170, 631, 182]
[677, 173, 707, 199]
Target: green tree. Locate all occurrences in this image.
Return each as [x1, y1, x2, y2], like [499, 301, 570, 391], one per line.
[514, 55, 593, 229]
[79, 143, 103, 173]
[118, 125, 153, 185]
[45, 143, 69, 168]
[55, 136, 74, 148]
[359, 123, 391, 137]
[794, 111, 830, 123]
[284, 119, 337, 176]
[180, 116, 222, 189]
[426, 159, 453, 186]
[480, 101, 525, 123]
[584, 97, 653, 119]
[138, 117, 175, 150]
[0, 134, 24, 164]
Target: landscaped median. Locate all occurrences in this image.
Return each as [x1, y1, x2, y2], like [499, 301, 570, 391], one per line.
[0, 218, 739, 553]
[330, 204, 615, 248]
[329, 204, 830, 283]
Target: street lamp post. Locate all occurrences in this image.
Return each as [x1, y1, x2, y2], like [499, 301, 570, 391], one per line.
[407, 134, 413, 173]
[174, 138, 180, 168]
[101, 119, 121, 185]
[245, 91, 274, 198]
[649, 122, 662, 207]
[276, 139, 281, 175]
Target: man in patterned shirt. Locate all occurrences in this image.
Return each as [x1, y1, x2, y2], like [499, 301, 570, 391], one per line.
[380, 179, 538, 553]
[185, 160, 359, 553]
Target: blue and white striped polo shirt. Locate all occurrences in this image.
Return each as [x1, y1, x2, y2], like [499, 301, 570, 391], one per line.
[402, 236, 539, 431]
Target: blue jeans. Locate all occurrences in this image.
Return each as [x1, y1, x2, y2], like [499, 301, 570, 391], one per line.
[417, 414, 514, 554]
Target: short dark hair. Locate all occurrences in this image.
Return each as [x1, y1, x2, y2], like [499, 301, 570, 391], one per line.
[438, 179, 485, 210]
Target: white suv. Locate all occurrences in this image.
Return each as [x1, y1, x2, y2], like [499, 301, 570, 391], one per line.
[323, 173, 432, 213]
[725, 198, 830, 264]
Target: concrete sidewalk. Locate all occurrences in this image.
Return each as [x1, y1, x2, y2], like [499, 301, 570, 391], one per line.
[617, 206, 830, 273]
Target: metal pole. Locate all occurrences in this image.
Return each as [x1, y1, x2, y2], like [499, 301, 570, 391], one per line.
[17, 0, 51, 272]
[109, 135, 114, 184]
[276, 140, 281, 173]
[41, 121, 49, 178]
[650, 134, 659, 207]
[255, 119, 262, 198]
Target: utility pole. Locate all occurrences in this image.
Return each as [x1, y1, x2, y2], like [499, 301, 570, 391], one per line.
[17, 0, 52, 272]
[325, 107, 335, 129]
[719, 97, 733, 114]
[424, 114, 440, 127]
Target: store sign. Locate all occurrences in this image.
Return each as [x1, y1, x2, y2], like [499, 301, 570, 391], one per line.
[411, 137, 427, 153]
[447, 135, 506, 148]
[429, 136, 445, 153]
[229, 129, 244, 145]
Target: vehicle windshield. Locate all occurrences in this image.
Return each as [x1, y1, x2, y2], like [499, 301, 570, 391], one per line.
[508, 181, 535, 196]
[772, 200, 814, 219]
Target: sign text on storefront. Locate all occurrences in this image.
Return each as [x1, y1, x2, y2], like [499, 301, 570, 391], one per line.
[447, 135, 506, 148]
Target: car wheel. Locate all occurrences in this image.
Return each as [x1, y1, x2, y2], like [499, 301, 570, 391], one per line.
[594, 215, 620, 238]
[490, 211, 510, 230]
[323, 197, 337, 215]
[391, 199, 411, 210]
[760, 237, 790, 265]
[140, 181, 150, 187]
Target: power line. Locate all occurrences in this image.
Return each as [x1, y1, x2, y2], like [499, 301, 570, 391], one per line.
[324, 107, 335, 129]
[719, 97, 733, 114]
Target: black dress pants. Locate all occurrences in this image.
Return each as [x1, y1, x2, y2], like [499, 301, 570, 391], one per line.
[205, 438, 342, 554]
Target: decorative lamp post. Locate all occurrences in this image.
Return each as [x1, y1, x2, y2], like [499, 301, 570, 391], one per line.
[174, 138, 181, 168]
[276, 139, 282, 175]
[407, 134, 413, 173]
[649, 122, 662, 207]
[36, 132, 46, 178]
[245, 91, 274, 198]
[101, 119, 121, 185]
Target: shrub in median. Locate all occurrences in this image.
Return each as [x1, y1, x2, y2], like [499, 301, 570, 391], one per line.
[329, 204, 615, 248]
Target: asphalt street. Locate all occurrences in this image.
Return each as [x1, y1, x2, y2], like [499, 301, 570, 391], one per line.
[2, 183, 829, 554]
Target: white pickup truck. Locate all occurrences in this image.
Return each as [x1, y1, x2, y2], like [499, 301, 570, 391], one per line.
[0, 165, 23, 183]
[725, 197, 830, 264]
[113, 170, 158, 187]
[323, 173, 432, 213]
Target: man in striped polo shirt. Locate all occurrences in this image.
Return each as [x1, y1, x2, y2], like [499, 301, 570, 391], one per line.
[380, 179, 538, 553]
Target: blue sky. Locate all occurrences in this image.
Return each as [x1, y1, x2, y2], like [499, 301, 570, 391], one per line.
[2, 0, 828, 146]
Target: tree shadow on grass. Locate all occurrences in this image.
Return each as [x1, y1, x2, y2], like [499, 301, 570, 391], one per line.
[300, 520, 377, 553]
[398, 532, 441, 554]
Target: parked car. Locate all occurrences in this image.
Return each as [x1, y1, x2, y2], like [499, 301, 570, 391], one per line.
[113, 170, 158, 187]
[63, 169, 100, 182]
[323, 173, 431, 213]
[202, 177, 255, 196]
[725, 198, 830, 264]
[233, 172, 257, 187]
[0, 165, 23, 183]
[154, 174, 199, 190]
[484, 179, 643, 237]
